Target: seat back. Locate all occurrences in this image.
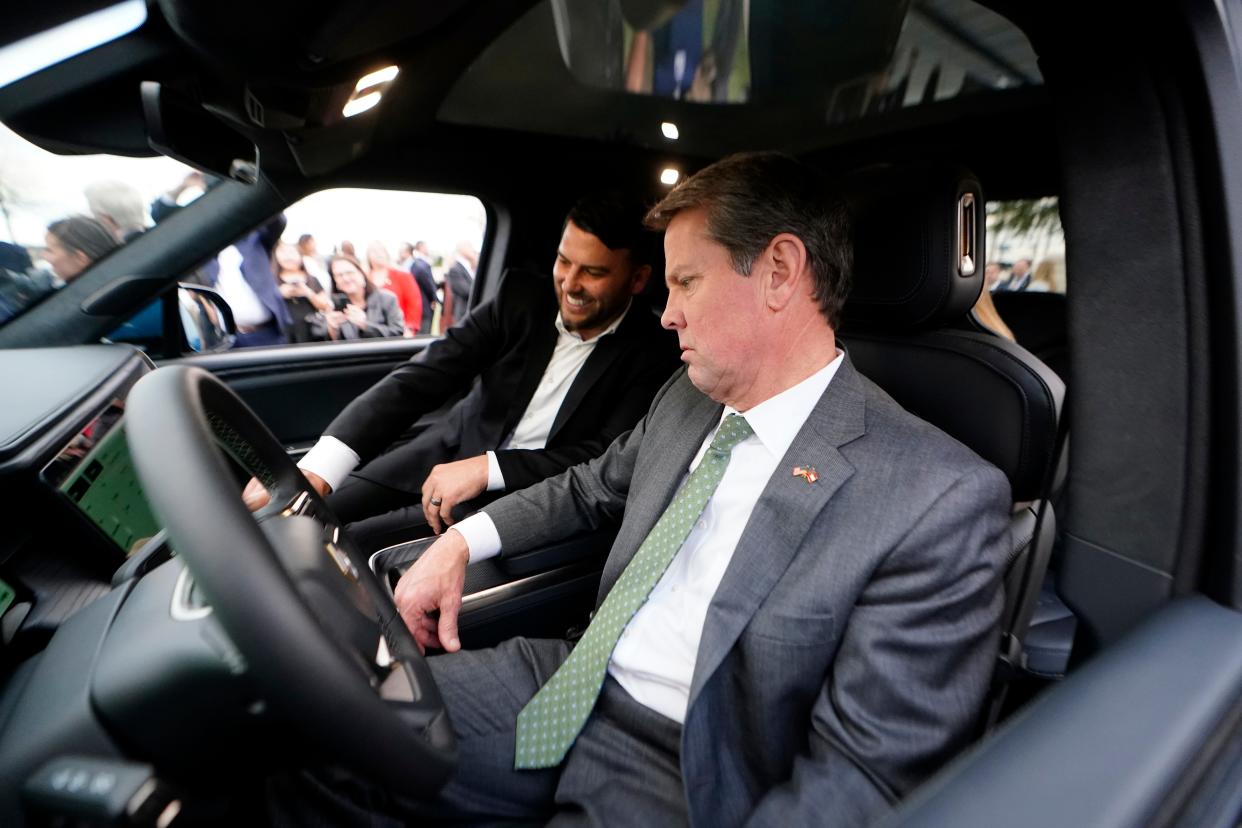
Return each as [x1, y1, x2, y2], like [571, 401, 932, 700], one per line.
[840, 164, 1067, 685]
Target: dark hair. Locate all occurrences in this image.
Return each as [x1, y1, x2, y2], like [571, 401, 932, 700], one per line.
[644, 152, 853, 328]
[271, 240, 309, 283]
[47, 215, 119, 264]
[297, 233, 314, 246]
[329, 253, 374, 297]
[565, 191, 658, 266]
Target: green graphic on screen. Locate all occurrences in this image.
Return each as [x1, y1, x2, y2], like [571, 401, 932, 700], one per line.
[59, 424, 161, 554]
[0, 578, 14, 617]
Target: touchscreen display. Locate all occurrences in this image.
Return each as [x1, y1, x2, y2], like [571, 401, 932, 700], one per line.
[42, 401, 161, 555]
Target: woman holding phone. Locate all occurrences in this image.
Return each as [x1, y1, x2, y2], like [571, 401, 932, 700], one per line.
[309, 253, 405, 341]
[273, 240, 332, 342]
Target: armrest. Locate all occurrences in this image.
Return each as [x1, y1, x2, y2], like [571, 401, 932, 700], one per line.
[368, 528, 617, 599]
[884, 596, 1242, 828]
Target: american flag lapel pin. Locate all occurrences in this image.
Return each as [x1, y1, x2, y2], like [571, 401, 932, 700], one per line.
[792, 465, 819, 484]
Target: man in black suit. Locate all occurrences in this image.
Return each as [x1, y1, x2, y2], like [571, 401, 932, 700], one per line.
[254, 193, 680, 551]
[152, 172, 291, 347]
[444, 240, 477, 316]
[399, 240, 439, 333]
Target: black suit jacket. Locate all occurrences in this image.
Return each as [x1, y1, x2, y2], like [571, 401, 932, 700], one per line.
[325, 268, 680, 494]
[445, 261, 473, 316]
[409, 259, 438, 333]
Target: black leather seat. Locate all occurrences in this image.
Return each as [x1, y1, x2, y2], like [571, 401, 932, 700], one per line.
[990, 290, 1069, 383]
[840, 164, 1071, 688]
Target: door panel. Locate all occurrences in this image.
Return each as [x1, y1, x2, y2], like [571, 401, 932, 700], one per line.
[886, 597, 1242, 828]
[170, 338, 442, 450]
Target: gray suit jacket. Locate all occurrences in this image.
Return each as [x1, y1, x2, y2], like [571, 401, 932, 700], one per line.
[485, 355, 1010, 827]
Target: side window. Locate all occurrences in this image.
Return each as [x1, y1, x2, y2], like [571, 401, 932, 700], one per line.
[172, 186, 487, 352]
[979, 197, 1068, 379]
[986, 198, 1066, 295]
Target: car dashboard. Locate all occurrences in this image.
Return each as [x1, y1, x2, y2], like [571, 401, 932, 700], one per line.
[0, 345, 166, 666]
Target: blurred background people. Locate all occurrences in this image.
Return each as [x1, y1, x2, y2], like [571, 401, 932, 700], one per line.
[44, 216, 119, 283]
[399, 240, 438, 334]
[1028, 259, 1060, 292]
[0, 242, 50, 324]
[273, 240, 332, 343]
[310, 254, 404, 341]
[365, 240, 420, 337]
[84, 180, 148, 242]
[995, 257, 1032, 292]
[984, 261, 1003, 292]
[444, 239, 477, 322]
[298, 233, 330, 287]
[151, 172, 291, 348]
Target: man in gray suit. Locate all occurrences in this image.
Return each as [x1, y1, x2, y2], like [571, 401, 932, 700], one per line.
[312, 153, 1010, 826]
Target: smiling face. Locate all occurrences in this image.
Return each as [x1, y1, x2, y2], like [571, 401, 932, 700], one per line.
[660, 207, 767, 405]
[273, 241, 303, 273]
[552, 219, 650, 340]
[331, 257, 368, 298]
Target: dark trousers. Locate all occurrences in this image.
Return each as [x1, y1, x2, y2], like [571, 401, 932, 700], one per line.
[267, 638, 688, 827]
[328, 470, 497, 554]
[327, 473, 434, 553]
[234, 318, 288, 348]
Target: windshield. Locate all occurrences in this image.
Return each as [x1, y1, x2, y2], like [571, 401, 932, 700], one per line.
[0, 123, 196, 328]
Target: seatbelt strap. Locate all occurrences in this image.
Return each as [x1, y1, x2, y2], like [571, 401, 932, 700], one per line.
[986, 392, 1070, 729]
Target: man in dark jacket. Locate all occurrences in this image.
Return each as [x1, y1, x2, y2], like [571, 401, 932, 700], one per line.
[249, 193, 680, 551]
[152, 173, 291, 347]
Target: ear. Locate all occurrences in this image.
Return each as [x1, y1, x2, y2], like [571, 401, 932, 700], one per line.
[764, 233, 809, 311]
[629, 263, 653, 295]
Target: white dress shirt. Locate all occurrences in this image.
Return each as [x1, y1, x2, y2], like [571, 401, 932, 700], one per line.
[456, 351, 844, 723]
[298, 306, 629, 493]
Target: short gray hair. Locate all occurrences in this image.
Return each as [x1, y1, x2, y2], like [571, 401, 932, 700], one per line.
[84, 180, 146, 235]
[645, 152, 852, 328]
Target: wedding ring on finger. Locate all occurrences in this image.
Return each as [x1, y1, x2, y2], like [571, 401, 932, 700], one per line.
[430, 497, 443, 506]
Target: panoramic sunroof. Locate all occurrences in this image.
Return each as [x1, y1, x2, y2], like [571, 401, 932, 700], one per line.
[439, 0, 1040, 155]
[555, 0, 1039, 111]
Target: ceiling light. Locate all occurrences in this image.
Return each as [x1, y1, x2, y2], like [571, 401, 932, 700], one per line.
[355, 65, 399, 93]
[343, 91, 382, 118]
[660, 168, 681, 186]
[661, 121, 680, 140]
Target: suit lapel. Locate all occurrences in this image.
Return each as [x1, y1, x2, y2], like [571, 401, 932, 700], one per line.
[686, 357, 868, 710]
[547, 333, 623, 441]
[499, 305, 560, 438]
[597, 385, 722, 600]
[547, 302, 649, 442]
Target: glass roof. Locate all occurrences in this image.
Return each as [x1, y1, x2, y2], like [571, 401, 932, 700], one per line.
[439, 0, 1040, 152]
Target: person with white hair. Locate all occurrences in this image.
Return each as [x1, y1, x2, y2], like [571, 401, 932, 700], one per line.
[84, 180, 148, 242]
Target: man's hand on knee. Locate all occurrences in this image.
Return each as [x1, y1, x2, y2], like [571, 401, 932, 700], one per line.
[420, 456, 489, 533]
[242, 469, 332, 512]
[394, 528, 470, 653]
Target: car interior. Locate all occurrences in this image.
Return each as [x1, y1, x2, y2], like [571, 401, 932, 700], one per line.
[1, 0, 1242, 825]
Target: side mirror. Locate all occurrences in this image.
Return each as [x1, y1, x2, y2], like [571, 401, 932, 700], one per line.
[178, 284, 235, 353]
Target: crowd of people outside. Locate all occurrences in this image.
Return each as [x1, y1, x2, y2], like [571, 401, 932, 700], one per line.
[0, 170, 481, 348]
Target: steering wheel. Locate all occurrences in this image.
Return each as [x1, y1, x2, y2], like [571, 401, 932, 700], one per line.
[125, 365, 456, 794]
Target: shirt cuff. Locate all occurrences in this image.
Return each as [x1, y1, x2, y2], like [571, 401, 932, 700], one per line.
[452, 513, 502, 563]
[485, 451, 506, 492]
[297, 436, 361, 493]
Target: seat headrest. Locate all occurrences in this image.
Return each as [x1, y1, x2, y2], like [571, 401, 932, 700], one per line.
[842, 164, 985, 331]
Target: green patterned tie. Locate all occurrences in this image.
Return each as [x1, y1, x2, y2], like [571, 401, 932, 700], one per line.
[514, 414, 754, 769]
